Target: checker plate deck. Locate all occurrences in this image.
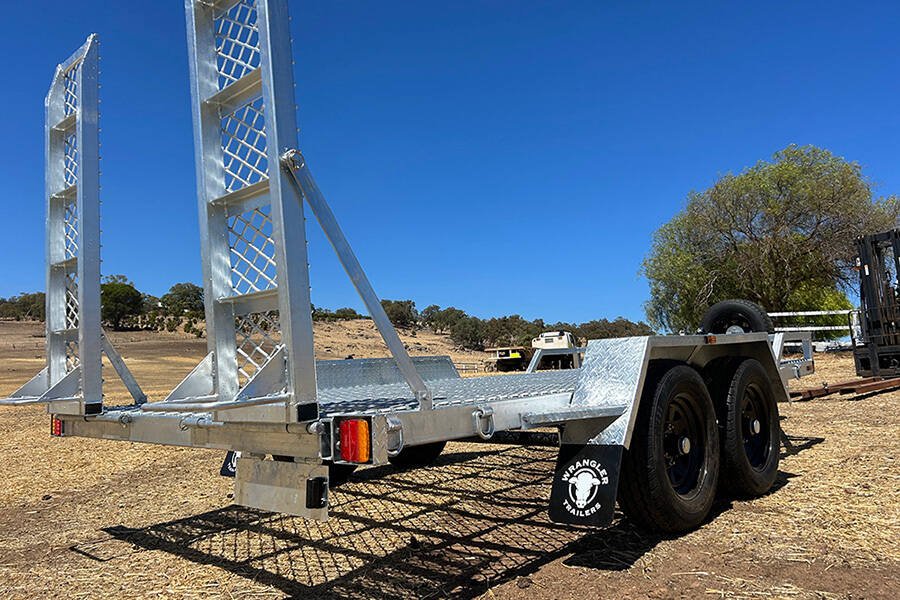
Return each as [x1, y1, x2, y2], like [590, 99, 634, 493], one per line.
[317, 369, 579, 415]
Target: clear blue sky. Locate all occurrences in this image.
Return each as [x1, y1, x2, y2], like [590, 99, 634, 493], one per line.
[2, 1, 898, 325]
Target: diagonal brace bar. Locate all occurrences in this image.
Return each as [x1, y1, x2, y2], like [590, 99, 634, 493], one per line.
[280, 150, 433, 409]
[101, 330, 147, 405]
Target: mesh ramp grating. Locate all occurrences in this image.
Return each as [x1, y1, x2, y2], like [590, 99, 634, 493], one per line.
[318, 370, 580, 415]
[187, 0, 318, 406]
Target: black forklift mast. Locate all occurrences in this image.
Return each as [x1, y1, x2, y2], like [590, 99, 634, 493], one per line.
[854, 229, 900, 377]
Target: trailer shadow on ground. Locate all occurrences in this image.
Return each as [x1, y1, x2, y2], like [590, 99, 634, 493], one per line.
[781, 432, 825, 458]
[85, 437, 824, 600]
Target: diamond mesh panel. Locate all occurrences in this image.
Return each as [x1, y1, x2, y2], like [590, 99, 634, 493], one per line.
[65, 340, 79, 371]
[64, 202, 79, 259]
[64, 133, 78, 188]
[229, 204, 276, 294]
[63, 63, 79, 116]
[214, 0, 260, 90]
[65, 272, 79, 330]
[235, 311, 282, 384]
[222, 97, 268, 193]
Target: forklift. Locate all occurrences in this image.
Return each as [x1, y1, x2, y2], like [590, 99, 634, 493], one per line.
[852, 229, 900, 376]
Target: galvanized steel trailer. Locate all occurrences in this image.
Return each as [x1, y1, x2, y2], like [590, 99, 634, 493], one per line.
[2, 0, 815, 534]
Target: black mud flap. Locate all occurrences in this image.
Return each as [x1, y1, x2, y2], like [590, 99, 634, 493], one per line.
[549, 444, 623, 526]
[306, 477, 329, 509]
[220, 450, 241, 478]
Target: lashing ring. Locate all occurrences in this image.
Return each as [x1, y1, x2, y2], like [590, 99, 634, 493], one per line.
[473, 406, 495, 440]
[386, 416, 404, 457]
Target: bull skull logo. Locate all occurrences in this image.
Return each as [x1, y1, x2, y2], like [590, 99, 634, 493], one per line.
[567, 466, 602, 509]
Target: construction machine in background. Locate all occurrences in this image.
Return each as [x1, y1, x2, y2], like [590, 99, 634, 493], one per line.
[852, 229, 900, 377]
[484, 331, 580, 372]
[531, 331, 580, 370]
[483, 346, 533, 372]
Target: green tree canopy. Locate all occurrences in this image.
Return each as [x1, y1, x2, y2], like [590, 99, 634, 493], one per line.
[101, 281, 143, 330]
[104, 274, 133, 285]
[450, 316, 486, 350]
[483, 315, 544, 348]
[642, 145, 900, 332]
[573, 318, 654, 341]
[420, 304, 441, 330]
[0, 293, 46, 321]
[142, 293, 161, 314]
[333, 307, 360, 319]
[161, 282, 204, 316]
[380, 299, 417, 328]
[433, 307, 466, 333]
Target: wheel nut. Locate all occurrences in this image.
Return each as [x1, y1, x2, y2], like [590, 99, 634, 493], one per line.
[678, 436, 691, 455]
[749, 419, 761, 435]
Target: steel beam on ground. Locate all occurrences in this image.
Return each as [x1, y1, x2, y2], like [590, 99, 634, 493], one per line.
[839, 378, 900, 395]
[790, 377, 882, 400]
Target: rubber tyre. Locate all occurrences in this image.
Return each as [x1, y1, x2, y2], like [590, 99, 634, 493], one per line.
[388, 441, 446, 469]
[273, 455, 357, 488]
[700, 299, 774, 334]
[618, 364, 720, 533]
[717, 359, 780, 498]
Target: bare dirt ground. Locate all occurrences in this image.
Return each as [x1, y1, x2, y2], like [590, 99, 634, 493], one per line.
[0, 320, 898, 599]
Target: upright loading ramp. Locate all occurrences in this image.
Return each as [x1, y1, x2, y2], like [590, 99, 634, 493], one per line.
[1, 35, 143, 413]
[179, 0, 319, 423]
[162, 0, 430, 425]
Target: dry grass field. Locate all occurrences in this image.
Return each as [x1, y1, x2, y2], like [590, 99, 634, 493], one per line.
[0, 320, 898, 599]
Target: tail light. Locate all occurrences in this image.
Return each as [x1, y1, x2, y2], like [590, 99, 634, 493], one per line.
[51, 416, 65, 437]
[338, 418, 371, 463]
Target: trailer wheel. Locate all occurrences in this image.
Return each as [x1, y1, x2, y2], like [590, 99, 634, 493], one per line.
[388, 441, 447, 469]
[699, 299, 774, 334]
[273, 455, 357, 487]
[618, 364, 719, 533]
[717, 359, 780, 497]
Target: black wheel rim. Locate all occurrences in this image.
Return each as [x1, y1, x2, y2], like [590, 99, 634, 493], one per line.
[663, 392, 705, 496]
[712, 312, 753, 334]
[741, 383, 770, 469]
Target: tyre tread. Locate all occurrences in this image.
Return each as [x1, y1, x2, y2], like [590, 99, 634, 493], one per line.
[718, 359, 779, 497]
[617, 363, 719, 533]
[700, 299, 774, 334]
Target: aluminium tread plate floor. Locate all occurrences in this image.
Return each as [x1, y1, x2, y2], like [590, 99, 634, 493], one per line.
[317, 369, 580, 415]
[105, 370, 580, 418]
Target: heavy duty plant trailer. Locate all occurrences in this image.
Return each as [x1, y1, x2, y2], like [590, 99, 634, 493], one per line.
[1, 0, 816, 534]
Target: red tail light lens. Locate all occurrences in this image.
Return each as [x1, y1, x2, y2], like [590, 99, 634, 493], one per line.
[339, 419, 371, 463]
[51, 416, 64, 437]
